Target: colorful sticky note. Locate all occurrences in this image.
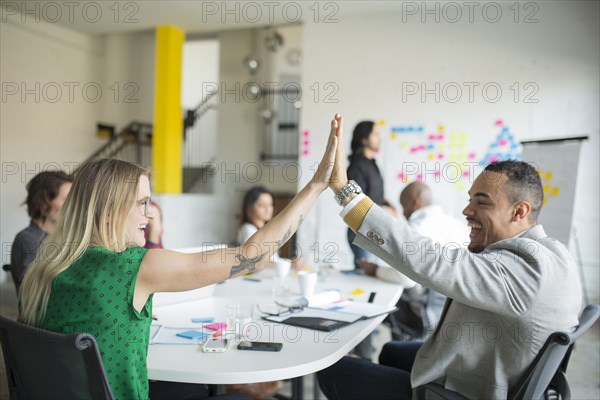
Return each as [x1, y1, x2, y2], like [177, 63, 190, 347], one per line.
[205, 322, 227, 331]
[176, 330, 209, 340]
[378, 119, 386, 126]
[349, 288, 365, 296]
[191, 317, 215, 323]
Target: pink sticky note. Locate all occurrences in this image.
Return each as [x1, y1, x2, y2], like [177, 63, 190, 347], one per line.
[499, 139, 508, 146]
[463, 170, 470, 177]
[490, 155, 499, 162]
[302, 149, 310, 156]
[434, 170, 441, 177]
[205, 322, 227, 331]
[468, 152, 476, 160]
[495, 119, 503, 126]
[416, 174, 422, 182]
[428, 134, 435, 140]
[437, 153, 444, 159]
[397, 172, 405, 180]
[303, 140, 309, 146]
[303, 130, 310, 137]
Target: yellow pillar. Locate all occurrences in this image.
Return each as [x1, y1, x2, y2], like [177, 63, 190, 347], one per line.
[153, 25, 184, 193]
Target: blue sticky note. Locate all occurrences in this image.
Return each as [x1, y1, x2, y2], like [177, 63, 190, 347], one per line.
[327, 306, 345, 311]
[176, 330, 209, 340]
[191, 317, 215, 323]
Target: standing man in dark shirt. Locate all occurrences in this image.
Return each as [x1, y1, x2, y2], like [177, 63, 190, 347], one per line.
[346, 121, 397, 360]
[347, 121, 397, 270]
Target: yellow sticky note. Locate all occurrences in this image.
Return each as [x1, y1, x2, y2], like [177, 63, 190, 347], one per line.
[378, 119, 386, 126]
[349, 288, 365, 296]
[552, 187, 560, 196]
[545, 172, 553, 181]
[391, 133, 398, 140]
[400, 141, 409, 149]
[427, 153, 435, 160]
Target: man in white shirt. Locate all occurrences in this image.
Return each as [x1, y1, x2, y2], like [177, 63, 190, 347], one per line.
[362, 182, 469, 337]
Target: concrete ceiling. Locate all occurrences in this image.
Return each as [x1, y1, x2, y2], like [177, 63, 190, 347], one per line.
[2, 1, 402, 35]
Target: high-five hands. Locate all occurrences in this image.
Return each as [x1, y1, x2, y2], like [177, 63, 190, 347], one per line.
[329, 113, 348, 193]
[311, 114, 339, 191]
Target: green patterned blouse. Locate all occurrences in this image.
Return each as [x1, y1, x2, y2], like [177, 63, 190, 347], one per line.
[38, 246, 153, 400]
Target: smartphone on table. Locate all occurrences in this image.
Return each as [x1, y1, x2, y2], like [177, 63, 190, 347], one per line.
[202, 338, 229, 353]
[237, 341, 283, 352]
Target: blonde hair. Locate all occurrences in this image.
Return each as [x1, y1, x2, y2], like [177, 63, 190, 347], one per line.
[19, 159, 148, 325]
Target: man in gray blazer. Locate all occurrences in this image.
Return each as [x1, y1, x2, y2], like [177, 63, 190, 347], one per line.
[318, 114, 582, 399]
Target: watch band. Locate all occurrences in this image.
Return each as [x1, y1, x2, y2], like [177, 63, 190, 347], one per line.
[335, 180, 363, 205]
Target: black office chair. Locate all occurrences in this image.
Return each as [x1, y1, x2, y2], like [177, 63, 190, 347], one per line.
[386, 289, 445, 341]
[415, 303, 600, 400]
[2, 264, 21, 295]
[0, 314, 115, 400]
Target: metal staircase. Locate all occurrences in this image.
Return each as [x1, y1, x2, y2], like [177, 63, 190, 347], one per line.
[81, 91, 219, 193]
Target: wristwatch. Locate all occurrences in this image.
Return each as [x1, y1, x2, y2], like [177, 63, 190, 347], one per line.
[335, 180, 362, 205]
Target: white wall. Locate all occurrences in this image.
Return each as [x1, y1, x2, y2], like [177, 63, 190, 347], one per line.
[0, 13, 157, 282]
[99, 30, 155, 128]
[296, 1, 599, 302]
[0, 13, 105, 281]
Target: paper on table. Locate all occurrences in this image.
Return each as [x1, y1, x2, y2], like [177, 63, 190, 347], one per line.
[150, 325, 210, 345]
[263, 307, 362, 324]
[306, 290, 341, 307]
[312, 300, 397, 318]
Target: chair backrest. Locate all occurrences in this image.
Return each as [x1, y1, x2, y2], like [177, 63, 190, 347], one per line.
[0, 314, 114, 400]
[510, 303, 600, 400]
[2, 264, 21, 295]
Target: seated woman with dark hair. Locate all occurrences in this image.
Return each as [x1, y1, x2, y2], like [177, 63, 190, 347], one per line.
[10, 170, 73, 293]
[238, 186, 302, 269]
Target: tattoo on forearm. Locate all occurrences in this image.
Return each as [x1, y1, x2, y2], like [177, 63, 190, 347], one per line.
[276, 227, 292, 248]
[275, 215, 304, 248]
[230, 252, 266, 277]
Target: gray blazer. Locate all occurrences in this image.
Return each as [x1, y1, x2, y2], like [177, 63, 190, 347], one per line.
[353, 205, 582, 399]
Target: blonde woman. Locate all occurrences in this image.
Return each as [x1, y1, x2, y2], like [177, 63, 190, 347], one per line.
[19, 114, 342, 400]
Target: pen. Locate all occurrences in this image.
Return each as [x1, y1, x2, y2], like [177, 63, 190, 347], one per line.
[152, 316, 158, 321]
[243, 277, 261, 282]
[368, 292, 376, 303]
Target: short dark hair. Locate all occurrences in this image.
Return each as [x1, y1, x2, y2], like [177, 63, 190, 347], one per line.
[240, 186, 274, 225]
[349, 121, 375, 161]
[25, 171, 73, 221]
[484, 160, 543, 222]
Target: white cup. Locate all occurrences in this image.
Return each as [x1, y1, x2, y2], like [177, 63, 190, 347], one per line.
[297, 271, 318, 299]
[275, 259, 292, 279]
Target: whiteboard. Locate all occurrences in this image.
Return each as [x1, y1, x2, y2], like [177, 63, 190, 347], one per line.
[521, 138, 585, 245]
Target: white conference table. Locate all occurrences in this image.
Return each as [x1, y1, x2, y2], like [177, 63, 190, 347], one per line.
[147, 267, 403, 397]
